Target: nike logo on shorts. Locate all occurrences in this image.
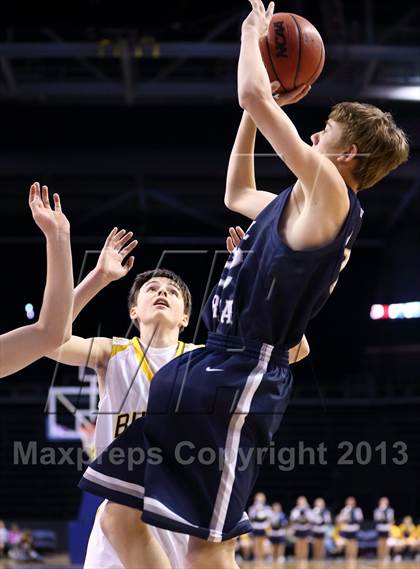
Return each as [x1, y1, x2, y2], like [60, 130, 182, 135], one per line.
[206, 366, 223, 372]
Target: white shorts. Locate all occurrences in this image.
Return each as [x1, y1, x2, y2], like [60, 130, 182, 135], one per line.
[84, 501, 189, 569]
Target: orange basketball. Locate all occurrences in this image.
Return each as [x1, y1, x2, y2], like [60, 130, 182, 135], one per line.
[259, 13, 325, 94]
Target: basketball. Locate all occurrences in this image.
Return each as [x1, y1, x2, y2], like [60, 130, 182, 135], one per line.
[259, 12, 325, 94]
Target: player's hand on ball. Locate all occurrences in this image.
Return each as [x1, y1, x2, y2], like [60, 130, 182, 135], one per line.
[29, 182, 70, 237]
[271, 82, 311, 107]
[226, 226, 246, 253]
[96, 227, 138, 282]
[242, 0, 275, 38]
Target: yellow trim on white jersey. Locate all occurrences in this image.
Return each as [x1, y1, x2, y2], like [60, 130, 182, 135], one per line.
[111, 337, 202, 383]
[110, 341, 131, 359]
[131, 338, 191, 382]
[176, 341, 185, 357]
[131, 337, 154, 381]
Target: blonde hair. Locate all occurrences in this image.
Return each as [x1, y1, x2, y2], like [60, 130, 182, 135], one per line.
[329, 102, 409, 190]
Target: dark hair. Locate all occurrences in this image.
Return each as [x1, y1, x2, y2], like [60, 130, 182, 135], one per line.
[128, 268, 192, 331]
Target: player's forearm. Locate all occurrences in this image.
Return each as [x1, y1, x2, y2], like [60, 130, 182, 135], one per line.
[0, 324, 61, 378]
[45, 336, 90, 367]
[238, 30, 295, 131]
[238, 29, 272, 106]
[73, 267, 111, 321]
[0, 231, 73, 378]
[38, 231, 74, 345]
[225, 112, 257, 208]
[42, 267, 109, 367]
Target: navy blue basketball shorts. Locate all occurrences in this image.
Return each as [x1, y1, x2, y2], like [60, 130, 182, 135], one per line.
[79, 332, 293, 542]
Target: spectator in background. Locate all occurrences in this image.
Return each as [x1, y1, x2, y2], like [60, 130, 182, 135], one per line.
[388, 516, 417, 561]
[7, 524, 22, 547]
[329, 519, 346, 557]
[0, 521, 8, 558]
[8, 528, 42, 563]
[311, 497, 332, 561]
[290, 496, 312, 565]
[269, 502, 288, 565]
[337, 497, 364, 562]
[415, 521, 420, 562]
[21, 530, 42, 562]
[374, 496, 394, 561]
[248, 492, 272, 564]
[6, 523, 23, 561]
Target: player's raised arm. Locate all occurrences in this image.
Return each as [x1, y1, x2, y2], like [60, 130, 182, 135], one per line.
[0, 183, 74, 378]
[238, 1, 348, 211]
[72, 227, 138, 321]
[226, 84, 310, 221]
[225, 109, 277, 220]
[45, 228, 137, 372]
[45, 334, 112, 372]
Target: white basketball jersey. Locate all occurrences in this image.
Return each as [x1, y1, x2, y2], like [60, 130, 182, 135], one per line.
[84, 337, 199, 569]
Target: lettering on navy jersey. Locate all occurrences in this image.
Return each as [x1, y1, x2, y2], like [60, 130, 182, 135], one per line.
[211, 222, 255, 325]
[203, 186, 363, 347]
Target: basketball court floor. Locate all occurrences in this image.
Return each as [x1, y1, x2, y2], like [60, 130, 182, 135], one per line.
[2, 556, 419, 569]
[242, 562, 419, 569]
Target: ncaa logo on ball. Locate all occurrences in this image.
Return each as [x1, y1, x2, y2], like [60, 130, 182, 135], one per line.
[274, 21, 287, 57]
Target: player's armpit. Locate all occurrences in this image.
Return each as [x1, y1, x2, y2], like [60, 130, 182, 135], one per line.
[289, 335, 310, 364]
[225, 188, 277, 220]
[45, 335, 112, 371]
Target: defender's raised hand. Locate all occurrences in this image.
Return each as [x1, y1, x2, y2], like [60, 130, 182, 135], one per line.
[226, 226, 246, 253]
[242, 0, 275, 38]
[95, 227, 138, 282]
[29, 182, 70, 236]
[1, 183, 73, 378]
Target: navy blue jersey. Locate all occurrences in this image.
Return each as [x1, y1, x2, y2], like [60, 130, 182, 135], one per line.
[203, 184, 363, 349]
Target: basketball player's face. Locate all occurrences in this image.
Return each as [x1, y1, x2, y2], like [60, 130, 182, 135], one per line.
[310, 119, 345, 158]
[132, 277, 189, 330]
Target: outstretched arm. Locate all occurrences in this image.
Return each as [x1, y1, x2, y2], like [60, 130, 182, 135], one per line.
[0, 183, 74, 378]
[72, 227, 138, 321]
[238, 1, 347, 211]
[225, 110, 276, 220]
[225, 85, 309, 221]
[226, 225, 309, 363]
[45, 228, 137, 371]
